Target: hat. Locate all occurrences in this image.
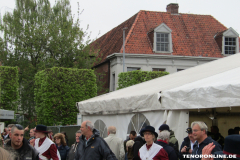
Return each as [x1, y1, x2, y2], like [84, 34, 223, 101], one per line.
[35, 124, 49, 133]
[222, 135, 240, 159]
[159, 124, 169, 131]
[186, 127, 192, 133]
[140, 125, 158, 138]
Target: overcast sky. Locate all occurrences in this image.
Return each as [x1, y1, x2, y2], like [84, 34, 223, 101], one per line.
[1, 0, 240, 41]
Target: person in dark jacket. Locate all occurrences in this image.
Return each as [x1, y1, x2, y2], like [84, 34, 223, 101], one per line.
[75, 120, 117, 160]
[5, 124, 39, 160]
[156, 130, 178, 160]
[132, 135, 145, 160]
[124, 131, 136, 153]
[54, 133, 70, 160]
[190, 121, 222, 160]
[159, 124, 179, 157]
[66, 130, 81, 160]
[179, 127, 196, 160]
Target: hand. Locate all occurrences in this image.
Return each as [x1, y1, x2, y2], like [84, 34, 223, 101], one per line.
[181, 146, 187, 153]
[201, 142, 215, 160]
[29, 139, 35, 147]
[25, 125, 29, 131]
[189, 149, 193, 154]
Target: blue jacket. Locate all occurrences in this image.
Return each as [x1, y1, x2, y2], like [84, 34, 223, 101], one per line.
[190, 137, 222, 160]
[56, 144, 70, 160]
[75, 129, 117, 160]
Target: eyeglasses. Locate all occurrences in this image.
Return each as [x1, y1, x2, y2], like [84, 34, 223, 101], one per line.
[143, 132, 153, 136]
[192, 129, 201, 132]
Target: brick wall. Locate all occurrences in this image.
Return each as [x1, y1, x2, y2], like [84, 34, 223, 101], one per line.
[94, 61, 110, 95]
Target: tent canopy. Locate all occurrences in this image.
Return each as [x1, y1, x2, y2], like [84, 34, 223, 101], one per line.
[77, 53, 240, 115]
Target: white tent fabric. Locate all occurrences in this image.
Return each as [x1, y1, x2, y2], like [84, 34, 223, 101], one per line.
[162, 66, 240, 109]
[77, 53, 240, 115]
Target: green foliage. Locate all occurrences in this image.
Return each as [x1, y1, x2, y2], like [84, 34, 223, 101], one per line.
[117, 70, 169, 90]
[0, 0, 99, 119]
[34, 67, 97, 125]
[0, 66, 19, 110]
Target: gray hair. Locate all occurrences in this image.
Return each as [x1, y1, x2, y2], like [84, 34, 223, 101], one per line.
[76, 130, 81, 134]
[158, 130, 170, 140]
[191, 121, 208, 133]
[85, 120, 94, 131]
[108, 126, 116, 134]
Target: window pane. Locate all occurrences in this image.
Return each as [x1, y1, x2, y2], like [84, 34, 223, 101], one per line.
[157, 34, 160, 37]
[161, 44, 164, 51]
[225, 37, 229, 41]
[225, 41, 228, 45]
[165, 44, 169, 51]
[229, 38, 232, 41]
[157, 38, 160, 42]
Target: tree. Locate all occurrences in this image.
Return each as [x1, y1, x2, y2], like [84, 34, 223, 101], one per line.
[0, 0, 98, 122]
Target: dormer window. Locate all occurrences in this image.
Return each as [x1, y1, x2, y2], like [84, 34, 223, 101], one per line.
[222, 28, 239, 55]
[224, 37, 236, 54]
[153, 23, 173, 53]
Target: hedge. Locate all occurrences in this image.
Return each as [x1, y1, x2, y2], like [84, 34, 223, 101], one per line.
[117, 70, 169, 90]
[0, 66, 19, 110]
[34, 67, 97, 125]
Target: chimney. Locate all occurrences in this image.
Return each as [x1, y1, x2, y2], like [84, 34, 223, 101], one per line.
[166, 3, 179, 14]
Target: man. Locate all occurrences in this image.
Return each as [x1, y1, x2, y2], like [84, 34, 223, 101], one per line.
[180, 127, 196, 160]
[201, 134, 240, 160]
[28, 128, 35, 143]
[124, 131, 136, 153]
[209, 126, 224, 148]
[4, 124, 15, 145]
[67, 130, 82, 160]
[5, 124, 39, 160]
[104, 126, 125, 160]
[75, 120, 117, 160]
[190, 121, 222, 160]
[34, 124, 61, 160]
[156, 130, 178, 160]
[159, 124, 179, 157]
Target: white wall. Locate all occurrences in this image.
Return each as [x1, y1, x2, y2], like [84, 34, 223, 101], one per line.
[108, 53, 218, 91]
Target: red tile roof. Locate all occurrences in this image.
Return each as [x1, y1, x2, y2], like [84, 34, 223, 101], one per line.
[91, 10, 239, 65]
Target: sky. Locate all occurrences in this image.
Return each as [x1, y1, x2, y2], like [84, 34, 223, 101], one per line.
[0, 0, 240, 41]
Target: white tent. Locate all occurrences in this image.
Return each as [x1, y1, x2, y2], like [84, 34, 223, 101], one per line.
[77, 53, 240, 142]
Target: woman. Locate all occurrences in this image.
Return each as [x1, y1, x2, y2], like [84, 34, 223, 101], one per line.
[125, 140, 134, 160]
[67, 130, 81, 160]
[138, 126, 169, 160]
[34, 124, 61, 159]
[54, 133, 70, 160]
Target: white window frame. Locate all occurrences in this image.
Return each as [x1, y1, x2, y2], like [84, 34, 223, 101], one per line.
[222, 27, 239, 55]
[153, 23, 173, 54]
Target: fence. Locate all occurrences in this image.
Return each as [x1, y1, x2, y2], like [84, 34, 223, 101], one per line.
[47, 125, 81, 146]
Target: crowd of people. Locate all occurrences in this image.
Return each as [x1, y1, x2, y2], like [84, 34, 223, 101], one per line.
[0, 120, 239, 160]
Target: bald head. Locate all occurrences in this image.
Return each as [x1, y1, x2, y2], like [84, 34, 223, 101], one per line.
[108, 126, 116, 134]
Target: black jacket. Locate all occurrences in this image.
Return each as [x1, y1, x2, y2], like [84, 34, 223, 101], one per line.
[155, 140, 178, 160]
[67, 142, 78, 160]
[56, 144, 70, 160]
[179, 136, 192, 160]
[132, 136, 145, 160]
[6, 138, 39, 160]
[75, 129, 117, 160]
[190, 137, 222, 160]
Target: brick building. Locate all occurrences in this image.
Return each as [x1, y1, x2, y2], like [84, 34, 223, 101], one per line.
[91, 3, 240, 93]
